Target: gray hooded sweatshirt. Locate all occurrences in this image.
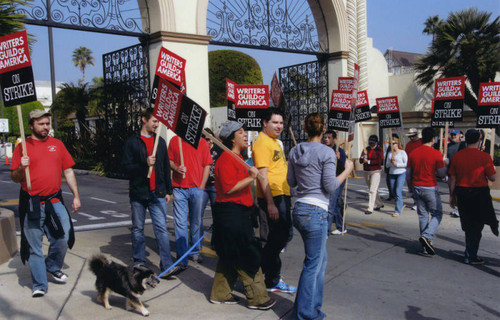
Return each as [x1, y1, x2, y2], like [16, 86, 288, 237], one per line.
[287, 142, 340, 206]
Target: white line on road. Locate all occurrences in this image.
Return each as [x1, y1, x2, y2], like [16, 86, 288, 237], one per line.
[91, 197, 117, 204]
[77, 211, 105, 220]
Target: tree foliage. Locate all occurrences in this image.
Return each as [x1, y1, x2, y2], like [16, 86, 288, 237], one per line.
[0, 0, 27, 36]
[415, 8, 500, 113]
[209, 50, 263, 107]
[72, 46, 95, 84]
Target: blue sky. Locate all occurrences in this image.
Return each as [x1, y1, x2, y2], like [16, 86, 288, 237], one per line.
[26, 0, 500, 88]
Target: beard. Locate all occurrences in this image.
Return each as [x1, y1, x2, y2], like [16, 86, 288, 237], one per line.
[32, 128, 49, 140]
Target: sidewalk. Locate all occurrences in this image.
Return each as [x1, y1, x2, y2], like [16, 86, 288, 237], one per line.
[0, 177, 499, 319]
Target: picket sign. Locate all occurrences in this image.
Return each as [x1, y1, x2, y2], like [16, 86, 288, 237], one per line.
[16, 105, 31, 190]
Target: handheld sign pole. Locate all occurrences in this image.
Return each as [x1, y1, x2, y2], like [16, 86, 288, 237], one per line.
[178, 137, 185, 179]
[16, 105, 31, 190]
[443, 122, 449, 158]
[439, 128, 444, 153]
[490, 129, 495, 160]
[147, 123, 163, 179]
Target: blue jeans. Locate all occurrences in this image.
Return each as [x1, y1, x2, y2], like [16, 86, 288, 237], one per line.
[201, 184, 216, 239]
[413, 186, 442, 242]
[24, 201, 71, 292]
[173, 187, 204, 266]
[389, 172, 406, 214]
[130, 192, 173, 272]
[292, 202, 328, 320]
[328, 181, 345, 231]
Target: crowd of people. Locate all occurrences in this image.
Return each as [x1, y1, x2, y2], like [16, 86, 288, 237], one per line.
[9, 108, 498, 319]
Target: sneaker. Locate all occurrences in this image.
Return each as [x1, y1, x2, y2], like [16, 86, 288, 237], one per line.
[411, 205, 417, 211]
[330, 228, 347, 235]
[419, 237, 435, 255]
[210, 295, 241, 305]
[189, 255, 203, 264]
[465, 257, 485, 265]
[49, 270, 68, 283]
[267, 279, 296, 293]
[161, 265, 183, 279]
[32, 289, 45, 298]
[450, 209, 460, 217]
[248, 298, 276, 310]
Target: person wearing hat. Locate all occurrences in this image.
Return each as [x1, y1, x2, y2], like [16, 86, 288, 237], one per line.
[446, 129, 466, 217]
[448, 129, 498, 264]
[359, 134, 384, 214]
[210, 121, 276, 310]
[11, 109, 81, 297]
[405, 128, 422, 210]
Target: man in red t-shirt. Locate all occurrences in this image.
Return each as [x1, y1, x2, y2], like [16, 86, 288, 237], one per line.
[405, 128, 422, 210]
[408, 127, 447, 256]
[448, 129, 497, 265]
[168, 134, 213, 267]
[11, 110, 80, 298]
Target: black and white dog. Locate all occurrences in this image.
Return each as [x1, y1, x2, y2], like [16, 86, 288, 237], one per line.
[89, 254, 159, 316]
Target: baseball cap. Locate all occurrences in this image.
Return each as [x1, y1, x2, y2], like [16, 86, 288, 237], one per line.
[29, 109, 51, 121]
[219, 121, 243, 141]
[450, 129, 460, 135]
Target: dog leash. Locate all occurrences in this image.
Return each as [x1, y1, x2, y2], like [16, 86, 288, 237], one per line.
[156, 231, 208, 279]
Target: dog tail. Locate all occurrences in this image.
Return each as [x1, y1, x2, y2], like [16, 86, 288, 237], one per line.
[89, 254, 109, 275]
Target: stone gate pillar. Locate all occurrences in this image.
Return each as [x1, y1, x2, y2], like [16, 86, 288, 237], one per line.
[142, 0, 212, 132]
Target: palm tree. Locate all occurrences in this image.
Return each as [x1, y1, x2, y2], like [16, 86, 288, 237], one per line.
[415, 8, 500, 114]
[51, 83, 90, 136]
[0, 0, 27, 36]
[422, 15, 443, 43]
[72, 46, 95, 84]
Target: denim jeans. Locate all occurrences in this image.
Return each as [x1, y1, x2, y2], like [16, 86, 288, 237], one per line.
[389, 172, 406, 214]
[24, 201, 71, 292]
[200, 184, 216, 239]
[173, 187, 204, 266]
[328, 181, 345, 231]
[257, 195, 292, 288]
[413, 186, 442, 242]
[292, 202, 328, 320]
[130, 192, 173, 271]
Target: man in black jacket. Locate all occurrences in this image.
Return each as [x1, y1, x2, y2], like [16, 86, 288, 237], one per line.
[122, 108, 180, 277]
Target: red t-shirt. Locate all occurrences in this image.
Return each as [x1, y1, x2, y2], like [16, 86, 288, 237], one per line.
[405, 139, 422, 156]
[168, 136, 213, 188]
[141, 135, 156, 191]
[448, 148, 496, 187]
[408, 145, 444, 187]
[11, 137, 75, 196]
[214, 151, 253, 207]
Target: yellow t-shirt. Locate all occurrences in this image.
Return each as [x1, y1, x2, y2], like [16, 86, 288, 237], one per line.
[252, 132, 290, 198]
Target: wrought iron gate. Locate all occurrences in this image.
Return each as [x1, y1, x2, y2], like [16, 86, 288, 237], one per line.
[279, 59, 329, 153]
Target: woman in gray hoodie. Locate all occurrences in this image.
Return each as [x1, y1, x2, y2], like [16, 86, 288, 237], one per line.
[287, 112, 353, 320]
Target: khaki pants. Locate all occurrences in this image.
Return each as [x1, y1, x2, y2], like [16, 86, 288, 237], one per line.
[210, 259, 270, 306]
[364, 170, 383, 211]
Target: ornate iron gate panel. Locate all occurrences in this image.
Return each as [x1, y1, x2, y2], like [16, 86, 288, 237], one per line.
[279, 59, 328, 153]
[207, 0, 327, 54]
[17, 0, 148, 36]
[100, 43, 150, 176]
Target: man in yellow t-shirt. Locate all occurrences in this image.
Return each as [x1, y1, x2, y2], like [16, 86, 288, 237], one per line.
[252, 108, 295, 293]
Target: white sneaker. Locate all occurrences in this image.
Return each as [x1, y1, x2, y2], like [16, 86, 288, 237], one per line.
[411, 205, 417, 211]
[450, 209, 460, 217]
[32, 289, 45, 298]
[330, 229, 347, 235]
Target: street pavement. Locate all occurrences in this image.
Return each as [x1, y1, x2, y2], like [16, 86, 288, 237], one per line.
[0, 168, 499, 320]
